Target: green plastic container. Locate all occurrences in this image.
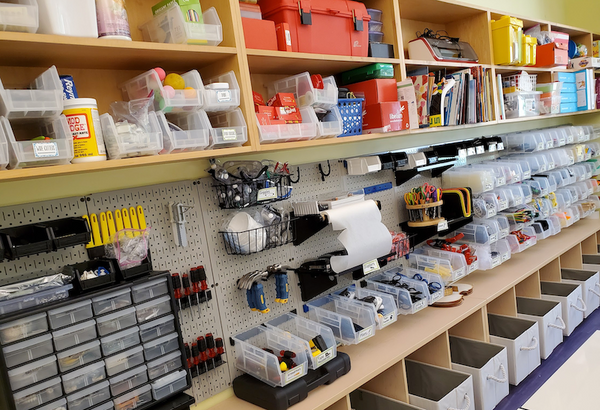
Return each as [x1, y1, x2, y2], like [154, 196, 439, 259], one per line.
[340, 63, 394, 85]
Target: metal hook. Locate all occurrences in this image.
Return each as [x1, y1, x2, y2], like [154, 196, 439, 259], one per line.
[289, 167, 300, 184]
[318, 160, 331, 182]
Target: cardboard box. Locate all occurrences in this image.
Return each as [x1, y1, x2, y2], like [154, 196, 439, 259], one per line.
[242, 18, 277, 51]
[253, 91, 266, 111]
[362, 101, 410, 133]
[568, 57, 600, 69]
[550, 31, 569, 47]
[534, 43, 568, 67]
[346, 79, 398, 107]
[267, 93, 297, 107]
[593, 40, 599, 58]
[274, 106, 302, 123]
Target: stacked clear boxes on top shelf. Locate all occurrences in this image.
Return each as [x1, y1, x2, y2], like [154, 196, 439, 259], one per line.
[0, 0, 38, 33]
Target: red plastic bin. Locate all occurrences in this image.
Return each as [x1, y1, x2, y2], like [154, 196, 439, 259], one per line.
[258, 0, 371, 57]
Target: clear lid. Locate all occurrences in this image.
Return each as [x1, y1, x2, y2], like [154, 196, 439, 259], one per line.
[136, 295, 170, 309]
[143, 332, 177, 349]
[36, 399, 67, 410]
[13, 377, 61, 399]
[100, 326, 139, 343]
[109, 364, 147, 384]
[138, 314, 174, 331]
[131, 277, 167, 291]
[52, 319, 96, 338]
[151, 369, 186, 389]
[105, 346, 143, 364]
[48, 299, 92, 315]
[114, 384, 151, 403]
[57, 340, 100, 359]
[2, 333, 52, 353]
[67, 380, 109, 401]
[95, 307, 136, 324]
[0, 312, 47, 330]
[61, 361, 105, 381]
[92, 288, 131, 303]
[8, 354, 56, 376]
[147, 351, 180, 367]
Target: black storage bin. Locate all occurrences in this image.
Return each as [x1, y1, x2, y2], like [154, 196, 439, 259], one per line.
[65, 259, 117, 293]
[117, 251, 153, 280]
[44, 217, 91, 249]
[0, 224, 53, 260]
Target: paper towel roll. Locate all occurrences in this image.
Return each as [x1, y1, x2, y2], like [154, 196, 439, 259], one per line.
[323, 199, 392, 273]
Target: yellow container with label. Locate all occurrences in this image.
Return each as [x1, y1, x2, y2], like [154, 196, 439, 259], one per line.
[491, 15, 524, 65]
[530, 38, 537, 66]
[518, 35, 538, 66]
[63, 98, 107, 163]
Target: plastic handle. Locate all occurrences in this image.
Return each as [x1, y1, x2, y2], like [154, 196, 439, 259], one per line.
[115, 209, 124, 232]
[548, 316, 566, 330]
[90, 214, 101, 247]
[486, 363, 507, 383]
[106, 211, 116, 238]
[82, 215, 94, 248]
[99, 212, 109, 245]
[571, 297, 587, 313]
[137, 206, 147, 230]
[520, 336, 538, 351]
[449, 393, 471, 410]
[129, 207, 140, 230]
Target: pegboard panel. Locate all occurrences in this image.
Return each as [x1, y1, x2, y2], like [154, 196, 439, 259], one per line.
[0, 196, 89, 285]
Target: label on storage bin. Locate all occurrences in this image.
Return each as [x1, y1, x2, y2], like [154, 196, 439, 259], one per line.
[454, 267, 466, 281]
[257, 187, 278, 201]
[497, 177, 506, 186]
[489, 233, 498, 243]
[567, 135, 574, 143]
[216, 90, 232, 103]
[380, 313, 394, 327]
[468, 261, 479, 273]
[476, 146, 485, 155]
[539, 164, 547, 172]
[315, 347, 335, 366]
[221, 129, 238, 141]
[33, 142, 59, 158]
[486, 209, 497, 218]
[491, 256, 501, 269]
[362, 259, 380, 275]
[499, 229, 509, 239]
[431, 291, 443, 303]
[547, 141, 554, 149]
[489, 143, 497, 153]
[357, 326, 374, 342]
[498, 199, 508, 210]
[537, 142, 545, 151]
[523, 171, 532, 179]
[501, 253, 510, 263]
[467, 147, 476, 156]
[412, 299, 427, 312]
[458, 148, 467, 158]
[514, 197, 523, 206]
[497, 142, 504, 151]
[284, 363, 305, 384]
[437, 220, 449, 232]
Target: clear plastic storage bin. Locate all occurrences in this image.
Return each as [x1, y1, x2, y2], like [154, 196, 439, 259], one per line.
[91, 288, 132, 316]
[257, 106, 318, 143]
[207, 108, 248, 148]
[506, 228, 537, 253]
[501, 131, 545, 152]
[52, 320, 97, 351]
[364, 271, 428, 314]
[405, 270, 445, 305]
[139, 4, 223, 46]
[490, 215, 511, 238]
[57, 340, 101, 372]
[497, 158, 532, 180]
[490, 160, 524, 184]
[0, 312, 48, 345]
[113, 384, 152, 410]
[410, 248, 472, 283]
[151, 369, 187, 400]
[473, 194, 499, 218]
[305, 295, 377, 345]
[314, 105, 344, 139]
[13, 377, 62, 410]
[504, 91, 541, 119]
[443, 168, 495, 194]
[147, 351, 182, 380]
[100, 326, 140, 356]
[270, 72, 338, 109]
[333, 285, 399, 326]
[120, 69, 204, 114]
[139, 314, 176, 343]
[0, 66, 62, 120]
[109, 365, 148, 396]
[265, 313, 337, 370]
[456, 223, 494, 245]
[531, 220, 552, 240]
[0, 284, 72, 316]
[100, 112, 163, 160]
[143, 332, 179, 361]
[0, 0, 38, 33]
[96, 307, 136, 337]
[135, 295, 172, 323]
[61, 361, 106, 394]
[66, 380, 110, 410]
[2, 333, 53, 368]
[105, 346, 144, 377]
[8, 355, 58, 391]
[1, 115, 74, 169]
[48, 300, 93, 330]
[156, 111, 210, 155]
[489, 189, 511, 211]
[131, 277, 169, 304]
[35, 399, 68, 410]
[469, 163, 510, 187]
[203, 71, 241, 113]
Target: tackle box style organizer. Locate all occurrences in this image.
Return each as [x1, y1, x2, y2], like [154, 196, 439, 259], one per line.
[0, 272, 191, 410]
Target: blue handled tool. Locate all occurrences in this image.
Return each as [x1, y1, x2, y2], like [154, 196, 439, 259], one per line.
[252, 283, 270, 313]
[274, 273, 289, 304]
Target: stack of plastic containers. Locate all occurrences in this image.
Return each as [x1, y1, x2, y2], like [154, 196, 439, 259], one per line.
[0, 66, 73, 169]
[0, 0, 38, 33]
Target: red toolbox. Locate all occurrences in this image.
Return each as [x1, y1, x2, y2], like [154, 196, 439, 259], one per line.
[257, 0, 371, 56]
[242, 17, 278, 51]
[345, 79, 398, 107]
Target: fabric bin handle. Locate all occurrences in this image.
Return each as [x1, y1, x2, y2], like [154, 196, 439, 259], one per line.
[486, 363, 507, 383]
[571, 297, 587, 313]
[548, 316, 566, 330]
[520, 336, 538, 351]
[449, 393, 471, 410]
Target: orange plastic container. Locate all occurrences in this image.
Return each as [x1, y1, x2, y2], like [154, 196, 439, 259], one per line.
[242, 17, 277, 51]
[258, 0, 371, 56]
[534, 42, 568, 67]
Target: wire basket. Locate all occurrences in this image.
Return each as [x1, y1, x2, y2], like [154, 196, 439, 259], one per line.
[213, 175, 292, 209]
[220, 218, 296, 255]
[503, 73, 537, 92]
[338, 98, 364, 137]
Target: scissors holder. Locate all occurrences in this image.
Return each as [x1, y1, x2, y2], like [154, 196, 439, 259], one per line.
[221, 218, 296, 255]
[213, 175, 293, 209]
[406, 200, 445, 227]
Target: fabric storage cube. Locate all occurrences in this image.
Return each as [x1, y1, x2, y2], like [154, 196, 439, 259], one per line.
[143, 332, 179, 361]
[66, 380, 110, 410]
[48, 300, 93, 330]
[8, 355, 58, 391]
[105, 346, 144, 377]
[96, 307, 137, 337]
[109, 365, 148, 396]
[147, 351, 182, 380]
[350, 389, 424, 410]
[449, 336, 509, 410]
[113, 384, 152, 410]
[561, 268, 600, 318]
[100, 326, 140, 356]
[57, 340, 101, 372]
[52, 320, 97, 351]
[91, 288, 132, 316]
[151, 369, 187, 400]
[517, 297, 564, 360]
[0, 312, 48, 345]
[135, 295, 172, 323]
[138, 314, 176, 343]
[488, 314, 540, 386]
[61, 361, 106, 394]
[2, 333, 53, 368]
[207, 108, 248, 149]
[541, 281, 586, 336]
[12, 377, 62, 410]
[406, 360, 474, 410]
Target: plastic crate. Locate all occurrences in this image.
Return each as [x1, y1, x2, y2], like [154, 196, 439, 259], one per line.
[100, 112, 163, 159]
[0, 284, 72, 315]
[139, 4, 223, 46]
[504, 91, 542, 119]
[203, 71, 241, 113]
[207, 108, 248, 148]
[270, 72, 338, 110]
[1, 115, 74, 169]
[156, 111, 210, 154]
[364, 271, 429, 314]
[338, 98, 363, 136]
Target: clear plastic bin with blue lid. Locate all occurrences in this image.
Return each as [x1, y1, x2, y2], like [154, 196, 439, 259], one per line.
[364, 270, 430, 313]
[333, 284, 398, 326]
[265, 312, 337, 370]
[156, 111, 210, 155]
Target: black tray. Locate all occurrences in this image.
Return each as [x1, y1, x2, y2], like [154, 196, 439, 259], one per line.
[0, 224, 53, 260]
[44, 217, 91, 249]
[65, 258, 118, 293]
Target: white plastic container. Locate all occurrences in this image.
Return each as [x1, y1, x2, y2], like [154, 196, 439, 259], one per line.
[207, 108, 248, 148]
[257, 106, 318, 143]
[504, 91, 541, 119]
[442, 168, 495, 195]
[2, 333, 53, 368]
[56, 340, 101, 372]
[490, 215, 510, 238]
[62, 98, 106, 163]
[404, 269, 445, 305]
[156, 111, 210, 155]
[66, 380, 111, 410]
[13, 377, 62, 410]
[113, 384, 152, 410]
[0, 312, 48, 345]
[37, 0, 97, 37]
[135, 295, 172, 323]
[203, 71, 241, 113]
[48, 299, 93, 330]
[100, 326, 140, 356]
[61, 361, 106, 394]
[143, 332, 179, 361]
[139, 314, 176, 343]
[0, 135, 7, 169]
[232, 325, 309, 387]
[270, 72, 338, 110]
[0, 0, 38, 33]
[52, 319, 97, 351]
[91, 288, 132, 315]
[109, 365, 148, 396]
[146, 351, 182, 380]
[541, 281, 586, 336]
[8, 355, 58, 391]
[517, 297, 564, 360]
[1, 115, 74, 169]
[501, 131, 544, 153]
[151, 369, 187, 400]
[0, 66, 62, 120]
[472, 239, 511, 270]
[139, 5, 223, 46]
[364, 271, 429, 314]
[96, 306, 137, 337]
[100, 112, 163, 159]
[105, 345, 144, 376]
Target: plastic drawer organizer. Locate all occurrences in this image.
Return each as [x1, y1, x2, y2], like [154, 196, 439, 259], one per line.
[8, 355, 58, 391]
[96, 306, 137, 336]
[91, 288, 132, 315]
[109, 365, 148, 396]
[132, 277, 169, 304]
[47, 299, 93, 330]
[61, 361, 106, 394]
[139, 314, 176, 343]
[57, 340, 101, 372]
[2, 333, 53, 368]
[152, 370, 187, 400]
[52, 319, 97, 351]
[0, 313, 48, 345]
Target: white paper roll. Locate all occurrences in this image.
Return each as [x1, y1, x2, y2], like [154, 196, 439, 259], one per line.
[323, 200, 392, 273]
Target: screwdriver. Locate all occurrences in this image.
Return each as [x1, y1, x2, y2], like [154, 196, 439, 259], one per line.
[171, 273, 183, 312]
[184, 343, 198, 395]
[182, 274, 191, 310]
[190, 342, 199, 378]
[197, 336, 208, 375]
[197, 266, 209, 303]
[206, 333, 216, 371]
[190, 267, 202, 317]
[215, 338, 225, 368]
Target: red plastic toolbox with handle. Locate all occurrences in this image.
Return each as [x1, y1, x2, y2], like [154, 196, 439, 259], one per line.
[258, 0, 371, 56]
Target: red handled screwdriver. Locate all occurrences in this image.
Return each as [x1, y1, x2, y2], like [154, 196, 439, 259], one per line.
[197, 266, 208, 303]
[198, 336, 208, 375]
[171, 273, 183, 312]
[191, 342, 200, 378]
[182, 274, 191, 310]
[206, 333, 216, 371]
[215, 337, 225, 368]
[190, 267, 202, 317]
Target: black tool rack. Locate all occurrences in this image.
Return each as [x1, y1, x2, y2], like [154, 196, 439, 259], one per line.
[0, 271, 192, 410]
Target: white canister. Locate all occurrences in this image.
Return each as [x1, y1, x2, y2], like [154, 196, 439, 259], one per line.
[63, 98, 107, 163]
[37, 0, 98, 38]
[96, 0, 132, 41]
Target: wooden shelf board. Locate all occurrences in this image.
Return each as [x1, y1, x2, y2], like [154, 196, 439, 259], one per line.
[247, 50, 401, 75]
[409, 121, 497, 134]
[493, 65, 558, 73]
[550, 24, 590, 37]
[209, 219, 600, 410]
[499, 109, 600, 124]
[0, 146, 253, 182]
[0, 32, 237, 70]
[257, 131, 410, 152]
[405, 59, 491, 70]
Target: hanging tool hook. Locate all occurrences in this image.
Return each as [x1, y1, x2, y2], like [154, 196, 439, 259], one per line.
[289, 167, 300, 184]
[318, 160, 331, 182]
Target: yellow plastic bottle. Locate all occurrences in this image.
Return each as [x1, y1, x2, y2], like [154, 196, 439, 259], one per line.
[491, 15, 524, 65]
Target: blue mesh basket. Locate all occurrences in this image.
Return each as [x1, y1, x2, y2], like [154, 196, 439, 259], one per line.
[337, 98, 364, 137]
